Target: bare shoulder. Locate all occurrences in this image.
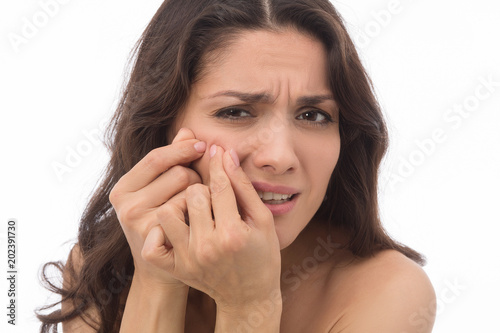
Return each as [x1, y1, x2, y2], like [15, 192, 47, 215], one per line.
[325, 249, 436, 333]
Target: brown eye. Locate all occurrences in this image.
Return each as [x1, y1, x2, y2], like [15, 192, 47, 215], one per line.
[296, 110, 332, 124]
[215, 108, 253, 119]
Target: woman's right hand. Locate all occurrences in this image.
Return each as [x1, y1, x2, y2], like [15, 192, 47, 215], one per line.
[109, 128, 206, 288]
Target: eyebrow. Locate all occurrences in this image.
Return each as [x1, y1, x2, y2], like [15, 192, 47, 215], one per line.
[206, 91, 273, 104]
[206, 90, 336, 106]
[296, 95, 336, 106]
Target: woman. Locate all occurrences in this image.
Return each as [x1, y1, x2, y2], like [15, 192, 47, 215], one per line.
[38, 0, 436, 332]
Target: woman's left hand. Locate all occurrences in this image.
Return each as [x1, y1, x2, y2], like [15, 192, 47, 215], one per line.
[142, 144, 282, 313]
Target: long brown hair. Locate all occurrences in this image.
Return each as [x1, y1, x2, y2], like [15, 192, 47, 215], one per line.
[37, 0, 424, 331]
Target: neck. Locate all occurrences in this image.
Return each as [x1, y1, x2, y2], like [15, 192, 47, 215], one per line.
[279, 219, 350, 295]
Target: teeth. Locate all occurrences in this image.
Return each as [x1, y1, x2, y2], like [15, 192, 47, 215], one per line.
[263, 192, 273, 200]
[273, 193, 283, 200]
[256, 191, 293, 201]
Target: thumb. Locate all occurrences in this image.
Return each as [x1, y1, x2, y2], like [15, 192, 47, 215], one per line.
[141, 225, 175, 272]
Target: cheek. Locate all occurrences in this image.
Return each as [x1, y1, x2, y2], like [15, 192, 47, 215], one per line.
[309, 140, 340, 192]
[324, 144, 340, 175]
[188, 131, 241, 184]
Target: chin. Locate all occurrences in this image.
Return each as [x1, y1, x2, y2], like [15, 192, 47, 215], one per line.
[274, 212, 314, 250]
[279, 239, 294, 250]
[275, 225, 299, 250]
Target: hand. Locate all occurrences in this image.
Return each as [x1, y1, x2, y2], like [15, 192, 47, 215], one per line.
[142, 145, 282, 310]
[109, 128, 206, 288]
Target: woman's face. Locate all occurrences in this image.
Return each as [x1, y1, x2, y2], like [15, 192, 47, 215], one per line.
[175, 29, 340, 249]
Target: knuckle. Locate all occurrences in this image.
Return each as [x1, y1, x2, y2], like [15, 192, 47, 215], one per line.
[109, 179, 127, 206]
[175, 141, 195, 159]
[141, 245, 155, 263]
[220, 229, 245, 253]
[187, 184, 209, 205]
[108, 187, 121, 206]
[170, 166, 202, 190]
[119, 199, 145, 223]
[187, 183, 206, 193]
[170, 165, 191, 186]
[143, 147, 165, 170]
[210, 174, 230, 195]
[156, 202, 179, 221]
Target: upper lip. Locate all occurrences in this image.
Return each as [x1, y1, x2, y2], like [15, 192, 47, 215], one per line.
[251, 181, 300, 195]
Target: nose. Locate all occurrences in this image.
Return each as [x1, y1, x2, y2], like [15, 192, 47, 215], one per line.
[249, 120, 299, 175]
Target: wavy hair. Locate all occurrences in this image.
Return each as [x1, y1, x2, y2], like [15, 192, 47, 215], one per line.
[37, 0, 424, 331]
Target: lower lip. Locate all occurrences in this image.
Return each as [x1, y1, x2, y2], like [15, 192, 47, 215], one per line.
[262, 195, 298, 216]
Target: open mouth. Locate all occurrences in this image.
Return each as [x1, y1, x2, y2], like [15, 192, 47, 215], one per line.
[256, 191, 296, 205]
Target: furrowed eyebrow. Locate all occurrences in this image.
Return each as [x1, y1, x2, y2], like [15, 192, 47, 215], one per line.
[206, 91, 273, 104]
[205, 90, 336, 106]
[296, 94, 336, 106]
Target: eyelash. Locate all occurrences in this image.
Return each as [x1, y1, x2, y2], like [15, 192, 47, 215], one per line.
[214, 107, 254, 121]
[296, 110, 334, 126]
[214, 107, 334, 126]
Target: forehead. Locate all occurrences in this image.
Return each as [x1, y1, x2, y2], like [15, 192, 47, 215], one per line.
[193, 29, 330, 98]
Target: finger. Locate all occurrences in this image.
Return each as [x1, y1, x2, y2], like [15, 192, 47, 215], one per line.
[186, 184, 214, 242]
[172, 128, 196, 144]
[116, 139, 206, 193]
[135, 165, 201, 208]
[155, 191, 190, 252]
[173, 128, 208, 168]
[208, 145, 241, 229]
[141, 225, 175, 272]
[222, 149, 272, 228]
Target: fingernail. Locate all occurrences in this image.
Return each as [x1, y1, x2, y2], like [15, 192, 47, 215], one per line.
[229, 149, 240, 167]
[210, 144, 217, 158]
[194, 141, 206, 153]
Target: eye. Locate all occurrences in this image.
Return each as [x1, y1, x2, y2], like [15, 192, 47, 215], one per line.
[214, 107, 253, 120]
[296, 110, 333, 124]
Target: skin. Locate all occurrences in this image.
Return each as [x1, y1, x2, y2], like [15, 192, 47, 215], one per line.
[63, 29, 436, 333]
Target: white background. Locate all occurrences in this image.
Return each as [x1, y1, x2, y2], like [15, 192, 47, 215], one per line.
[0, 0, 499, 332]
